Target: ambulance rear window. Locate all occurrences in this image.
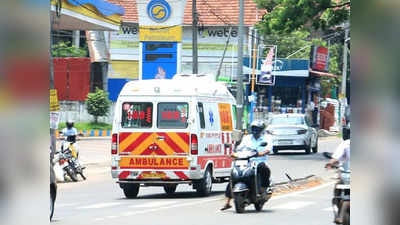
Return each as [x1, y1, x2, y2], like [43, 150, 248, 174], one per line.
[121, 102, 153, 128]
[157, 103, 188, 129]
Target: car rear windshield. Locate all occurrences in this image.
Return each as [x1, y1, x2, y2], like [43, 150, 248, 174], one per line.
[157, 102, 188, 129]
[121, 102, 153, 128]
[270, 116, 305, 125]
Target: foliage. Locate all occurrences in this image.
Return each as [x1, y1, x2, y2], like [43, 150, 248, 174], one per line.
[58, 122, 112, 131]
[254, 0, 350, 35]
[85, 88, 111, 123]
[52, 41, 88, 57]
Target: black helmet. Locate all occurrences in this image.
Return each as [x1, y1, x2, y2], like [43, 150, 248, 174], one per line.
[66, 120, 74, 129]
[250, 120, 265, 137]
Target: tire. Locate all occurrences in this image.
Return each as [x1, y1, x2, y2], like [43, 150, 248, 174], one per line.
[234, 193, 245, 213]
[66, 167, 78, 182]
[196, 167, 212, 197]
[123, 184, 140, 199]
[341, 201, 350, 225]
[312, 136, 318, 153]
[305, 144, 311, 154]
[254, 200, 265, 212]
[163, 184, 177, 195]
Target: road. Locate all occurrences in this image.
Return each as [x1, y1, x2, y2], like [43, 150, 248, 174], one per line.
[53, 137, 341, 225]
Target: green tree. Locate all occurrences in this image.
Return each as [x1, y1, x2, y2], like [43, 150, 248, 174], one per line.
[254, 0, 350, 35]
[85, 88, 111, 123]
[52, 41, 88, 57]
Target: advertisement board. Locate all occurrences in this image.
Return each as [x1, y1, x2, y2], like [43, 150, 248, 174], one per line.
[311, 45, 329, 72]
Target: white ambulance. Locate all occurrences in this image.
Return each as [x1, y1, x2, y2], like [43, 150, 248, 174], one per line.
[111, 74, 238, 198]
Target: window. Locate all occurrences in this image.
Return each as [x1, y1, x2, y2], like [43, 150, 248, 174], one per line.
[198, 103, 205, 129]
[121, 102, 153, 128]
[270, 116, 305, 125]
[157, 103, 189, 129]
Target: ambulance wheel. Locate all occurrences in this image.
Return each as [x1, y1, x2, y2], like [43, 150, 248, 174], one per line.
[163, 184, 177, 195]
[196, 168, 212, 197]
[123, 184, 140, 199]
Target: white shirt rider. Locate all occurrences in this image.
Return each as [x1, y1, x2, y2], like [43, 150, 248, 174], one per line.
[331, 139, 350, 171]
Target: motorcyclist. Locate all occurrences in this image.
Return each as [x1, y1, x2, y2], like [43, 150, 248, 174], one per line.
[325, 128, 350, 224]
[60, 120, 79, 158]
[220, 120, 272, 211]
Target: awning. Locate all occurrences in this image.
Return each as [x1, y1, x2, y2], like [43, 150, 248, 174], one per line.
[309, 69, 338, 78]
[50, 0, 124, 31]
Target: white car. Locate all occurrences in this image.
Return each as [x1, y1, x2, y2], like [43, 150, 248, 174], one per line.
[265, 114, 318, 154]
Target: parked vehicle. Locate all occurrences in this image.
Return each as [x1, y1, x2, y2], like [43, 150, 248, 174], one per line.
[230, 142, 272, 213]
[54, 140, 86, 182]
[265, 113, 318, 154]
[111, 74, 237, 198]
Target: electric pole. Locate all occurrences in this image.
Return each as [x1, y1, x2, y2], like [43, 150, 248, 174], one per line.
[192, 0, 198, 74]
[341, 27, 349, 98]
[235, 0, 244, 130]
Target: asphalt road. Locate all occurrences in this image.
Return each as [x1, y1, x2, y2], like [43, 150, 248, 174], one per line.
[52, 137, 341, 225]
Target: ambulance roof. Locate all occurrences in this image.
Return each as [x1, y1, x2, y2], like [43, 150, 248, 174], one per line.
[119, 74, 236, 101]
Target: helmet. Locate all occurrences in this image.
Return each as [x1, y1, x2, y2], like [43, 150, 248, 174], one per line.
[66, 120, 74, 129]
[250, 120, 265, 137]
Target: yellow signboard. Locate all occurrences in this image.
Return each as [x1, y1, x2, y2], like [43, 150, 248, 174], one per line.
[50, 89, 60, 111]
[139, 26, 182, 42]
[218, 103, 233, 131]
[119, 157, 189, 169]
[108, 60, 139, 79]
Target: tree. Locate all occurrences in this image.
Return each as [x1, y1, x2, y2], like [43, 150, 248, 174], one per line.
[52, 41, 88, 57]
[85, 88, 111, 123]
[254, 0, 350, 35]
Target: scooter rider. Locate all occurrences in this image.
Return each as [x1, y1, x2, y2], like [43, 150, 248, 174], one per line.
[221, 120, 272, 211]
[60, 120, 80, 158]
[325, 128, 350, 224]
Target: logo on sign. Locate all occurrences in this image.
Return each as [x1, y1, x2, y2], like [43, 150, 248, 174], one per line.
[147, 0, 171, 23]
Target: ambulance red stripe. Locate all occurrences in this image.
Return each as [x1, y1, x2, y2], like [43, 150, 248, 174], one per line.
[160, 133, 186, 154]
[120, 132, 153, 153]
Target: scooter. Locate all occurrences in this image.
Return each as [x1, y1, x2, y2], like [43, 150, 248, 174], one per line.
[230, 142, 272, 213]
[54, 137, 86, 182]
[324, 154, 350, 225]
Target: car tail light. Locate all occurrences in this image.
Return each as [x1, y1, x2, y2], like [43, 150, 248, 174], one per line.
[191, 134, 198, 155]
[342, 117, 346, 126]
[111, 133, 118, 155]
[297, 129, 307, 134]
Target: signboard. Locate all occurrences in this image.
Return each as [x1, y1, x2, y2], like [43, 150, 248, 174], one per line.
[108, 60, 139, 79]
[137, 0, 186, 26]
[110, 22, 139, 60]
[311, 45, 329, 72]
[50, 112, 60, 129]
[218, 103, 233, 131]
[139, 26, 182, 42]
[257, 46, 276, 85]
[50, 89, 60, 111]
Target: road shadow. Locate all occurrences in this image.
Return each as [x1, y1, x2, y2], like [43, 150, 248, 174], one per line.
[221, 208, 275, 214]
[270, 152, 330, 161]
[117, 190, 225, 200]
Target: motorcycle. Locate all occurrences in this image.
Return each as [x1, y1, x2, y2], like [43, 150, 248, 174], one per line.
[54, 136, 86, 182]
[230, 142, 272, 213]
[324, 154, 350, 225]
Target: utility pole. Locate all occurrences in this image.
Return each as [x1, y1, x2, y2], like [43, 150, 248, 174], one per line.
[341, 27, 349, 97]
[192, 0, 198, 74]
[50, 15, 56, 164]
[235, 0, 244, 130]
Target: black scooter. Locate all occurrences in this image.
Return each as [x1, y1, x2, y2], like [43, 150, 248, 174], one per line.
[230, 142, 272, 213]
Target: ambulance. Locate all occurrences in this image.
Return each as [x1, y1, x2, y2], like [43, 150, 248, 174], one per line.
[111, 74, 238, 198]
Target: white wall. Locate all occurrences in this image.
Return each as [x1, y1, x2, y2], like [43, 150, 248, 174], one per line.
[58, 101, 115, 124]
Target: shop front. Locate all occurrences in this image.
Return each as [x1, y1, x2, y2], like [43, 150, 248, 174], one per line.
[265, 59, 310, 114]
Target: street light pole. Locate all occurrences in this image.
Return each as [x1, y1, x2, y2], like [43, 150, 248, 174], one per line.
[235, 0, 244, 130]
[192, 0, 198, 74]
[341, 27, 349, 97]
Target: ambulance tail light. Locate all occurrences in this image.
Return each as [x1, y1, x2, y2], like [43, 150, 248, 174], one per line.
[111, 133, 118, 155]
[191, 134, 198, 155]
